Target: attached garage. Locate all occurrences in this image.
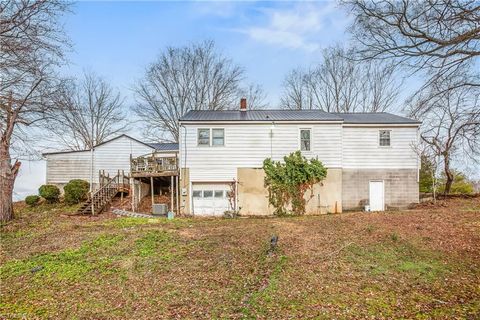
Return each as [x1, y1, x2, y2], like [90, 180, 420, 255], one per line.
[191, 183, 232, 216]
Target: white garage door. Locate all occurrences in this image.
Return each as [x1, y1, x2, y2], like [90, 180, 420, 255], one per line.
[192, 183, 231, 216]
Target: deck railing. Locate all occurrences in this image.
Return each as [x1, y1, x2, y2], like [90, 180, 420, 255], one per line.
[130, 153, 178, 174]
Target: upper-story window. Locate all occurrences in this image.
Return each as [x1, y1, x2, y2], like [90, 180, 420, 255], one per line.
[197, 128, 225, 146]
[379, 130, 391, 147]
[300, 129, 311, 151]
[212, 129, 225, 146]
[198, 129, 210, 146]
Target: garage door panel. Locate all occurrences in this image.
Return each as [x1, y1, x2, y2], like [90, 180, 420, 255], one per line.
[192, 183, 231, 216]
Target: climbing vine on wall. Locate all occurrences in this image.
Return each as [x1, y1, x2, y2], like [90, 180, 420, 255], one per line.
[263, 151, 327, 216]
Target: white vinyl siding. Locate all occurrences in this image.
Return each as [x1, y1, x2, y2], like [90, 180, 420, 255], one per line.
[189, 167, 237, 182]
[45, 136, 154, 184]
[180, 123, 343, 182]
[46, 151, 91, 183]
[342, 127, 418, 169]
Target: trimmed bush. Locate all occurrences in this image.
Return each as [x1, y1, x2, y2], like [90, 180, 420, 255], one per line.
[64, 179, 90, 205]
[38, 185, 60, 203]
[25, 195, 40, 207]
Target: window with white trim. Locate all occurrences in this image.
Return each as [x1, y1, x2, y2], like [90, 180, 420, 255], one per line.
[300, 129, 311, 151]
[212, 129, 225, 146]
[198, 129, 210, 146]
[379, 130, 391, 147]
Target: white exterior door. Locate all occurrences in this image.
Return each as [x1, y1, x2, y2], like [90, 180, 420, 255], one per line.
[192, 183, 231, 216]
[369, 181, 384, 211]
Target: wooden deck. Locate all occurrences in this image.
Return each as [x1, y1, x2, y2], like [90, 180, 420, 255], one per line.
[131, 171, 178, 178]
[130, 153, 178, 177]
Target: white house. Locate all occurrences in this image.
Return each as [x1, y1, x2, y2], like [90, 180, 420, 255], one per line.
[178, 100, 421, 216]
[43, 102, 421, 216]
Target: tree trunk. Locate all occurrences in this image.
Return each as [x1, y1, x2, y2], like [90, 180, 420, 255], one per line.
[443, 154, 454, 195]
[0, 143, 20, 223]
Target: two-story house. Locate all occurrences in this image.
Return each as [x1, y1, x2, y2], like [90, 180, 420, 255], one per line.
[178, 99, 421, 216]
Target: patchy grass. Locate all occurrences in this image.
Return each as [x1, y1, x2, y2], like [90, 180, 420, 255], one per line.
[346, 240, 448, 281]
[0, 197, 479, 319]
[0, 234, 123, 281]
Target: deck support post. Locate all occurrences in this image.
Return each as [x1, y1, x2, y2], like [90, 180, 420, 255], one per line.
[171, 176, 174, 212]
[150, 176, 154, 210]
[131, 179, 135, 212]
[176, 175, 179, 215]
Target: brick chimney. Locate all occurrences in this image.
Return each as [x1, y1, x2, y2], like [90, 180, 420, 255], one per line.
[240, 98, 247, 111]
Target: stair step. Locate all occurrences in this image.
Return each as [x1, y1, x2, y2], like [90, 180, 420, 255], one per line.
[76, 187, 120, 215]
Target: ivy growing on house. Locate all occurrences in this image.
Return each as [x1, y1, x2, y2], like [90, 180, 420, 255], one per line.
[263, 151, 327, 216]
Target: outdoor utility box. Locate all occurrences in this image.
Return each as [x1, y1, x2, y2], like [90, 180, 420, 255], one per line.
[152, 204, 168, 216]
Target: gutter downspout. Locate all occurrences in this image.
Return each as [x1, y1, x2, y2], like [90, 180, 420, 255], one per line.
[179, 123, 188, 214]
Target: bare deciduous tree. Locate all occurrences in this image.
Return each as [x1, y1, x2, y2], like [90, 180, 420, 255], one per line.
[409, 72, 480, 194]
[48, 72, 127, 150]
[343, 0, 480, 92]
[280, 69, 315, 110]
[0, 0, 70, 222]
[281, 46, 399, 112]
[135, 41, 265, 142]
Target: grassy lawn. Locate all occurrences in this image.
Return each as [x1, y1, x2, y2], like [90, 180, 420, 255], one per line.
[1, 198, 479, 319]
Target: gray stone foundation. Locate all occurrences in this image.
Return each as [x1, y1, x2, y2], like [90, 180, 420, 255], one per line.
[342, 169, 419, 211]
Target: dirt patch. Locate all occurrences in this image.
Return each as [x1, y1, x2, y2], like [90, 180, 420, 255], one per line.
[1, 197, 479, 319]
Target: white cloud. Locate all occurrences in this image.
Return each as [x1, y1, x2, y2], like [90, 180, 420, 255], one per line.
[240, 2, 336, 52]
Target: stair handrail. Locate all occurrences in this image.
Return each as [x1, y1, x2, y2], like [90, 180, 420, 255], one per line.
[90, 174, 119, 215]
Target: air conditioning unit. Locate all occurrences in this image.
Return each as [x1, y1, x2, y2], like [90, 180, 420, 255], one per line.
[152, 204, 168, 216]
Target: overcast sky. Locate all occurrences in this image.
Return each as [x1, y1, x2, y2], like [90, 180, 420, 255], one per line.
[15, 1, 475, 200]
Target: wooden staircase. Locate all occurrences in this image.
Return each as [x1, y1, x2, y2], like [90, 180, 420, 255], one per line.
[77, 172, 129, 215]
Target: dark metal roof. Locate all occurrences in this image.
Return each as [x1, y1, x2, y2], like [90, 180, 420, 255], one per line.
[148, 143, 179, 151]
[332, 112, 421, 124]
[179, 110, 420, 124]
[179, 110, 343, 122]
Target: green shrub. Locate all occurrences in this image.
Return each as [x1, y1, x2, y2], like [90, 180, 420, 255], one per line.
[63, 179, 90, 205]
[25, 195, 40, 207]
[38, 185, 60, 203]
[263, 151, 327, 215]
[437, 170, 474, 195]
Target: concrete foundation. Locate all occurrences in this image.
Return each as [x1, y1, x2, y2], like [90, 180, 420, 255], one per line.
[180, 168, 191, 215]
[237, 168, 273, 216]
[237, 168, 342, 216]
[180, 167, 418, 215]
[305, 168, 342, 214]
[342, 169, 419, 210]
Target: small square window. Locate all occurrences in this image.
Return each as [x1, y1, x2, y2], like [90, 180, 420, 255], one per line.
[203, 190, 213, 198]
[379, 130, 391, 147]
[212, 129, 224, 146]
[192, 191, 202, 198]
[300, 129, 311, 151]
[198, 129, 210, 146]
[214, 190, 224, 198]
